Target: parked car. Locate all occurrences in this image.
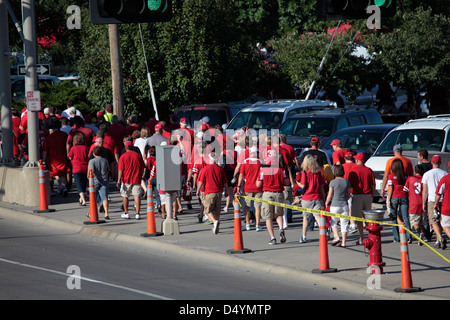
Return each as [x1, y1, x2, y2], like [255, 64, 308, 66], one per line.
[10, 75, 60, 101]
[279, 106, 383, 154]
[226, 99, 332, 132]
[175, 101, 252, 129]
[320, 123, 398, 161]
[365, 115, 450, 199]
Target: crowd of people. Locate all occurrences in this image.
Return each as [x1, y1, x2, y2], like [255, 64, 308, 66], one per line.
[12, 101, 450, 248]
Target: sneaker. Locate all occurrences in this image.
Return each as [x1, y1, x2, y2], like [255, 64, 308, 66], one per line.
[255, 225, 261, 232]
[213, 220, 220, 234]
[299, 236, 307, 243]
[135, 214, 140, 220]
[187, 203, 193, 210]
[244, 225, 251, 231]
[203, 219, 213, 225]
[268, 237, 276, 245]
[197, 214, 203, 223]
[349, 225, 358, 234]
[280, 229, 286, 243]
[99, 204, 105, 213]
[418, 232, 424, 246]
[440, 238, 447, 250]
[121, 213, 130, 219]
[434, 241, 441, 249]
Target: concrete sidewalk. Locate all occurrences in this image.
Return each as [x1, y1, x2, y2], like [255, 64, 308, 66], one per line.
[1, 187, 449, 300]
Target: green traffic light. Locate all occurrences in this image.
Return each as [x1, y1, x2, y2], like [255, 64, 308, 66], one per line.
[374, 0, 392, 7]
[148, 0, 162, 11]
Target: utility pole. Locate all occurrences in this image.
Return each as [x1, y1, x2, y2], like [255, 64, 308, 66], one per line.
[109, 24, 124, 121]
[22, 0, 39, 166]
[0, 0, 13, 163]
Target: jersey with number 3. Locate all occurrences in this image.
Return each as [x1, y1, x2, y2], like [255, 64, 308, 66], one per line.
[403, 174, 424, 214]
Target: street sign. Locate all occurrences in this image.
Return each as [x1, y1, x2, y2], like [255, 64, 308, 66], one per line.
[17, 64, 51, 76]
[26, 91, 41, 111]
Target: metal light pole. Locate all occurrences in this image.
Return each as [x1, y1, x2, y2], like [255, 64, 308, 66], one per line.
[22, 0, 39, 166]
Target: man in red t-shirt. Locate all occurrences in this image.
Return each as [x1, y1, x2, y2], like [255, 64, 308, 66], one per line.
[433, 161, 450, 249]
[404, 164, 427, 241]
[196, 153, 228, 234]
[117, 141, 145, 220]
[350, 153, 375, 244]
[237, 147, 263, 231]
[256, 159, 290, 245]
[66, 116, 95, 154]
[330, 139, 347, 166]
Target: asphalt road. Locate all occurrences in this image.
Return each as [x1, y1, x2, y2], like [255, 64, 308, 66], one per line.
[0, 213, 371, 302]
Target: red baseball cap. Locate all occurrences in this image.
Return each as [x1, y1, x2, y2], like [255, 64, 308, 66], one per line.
[432, 155, 441, 163]
[354, 152, 365, 161]
[311, 137, 320, 143]
[155, 123, 163, 130]
[180, 118, 187, 125]
[344, 151, 353, 158]
[124, 141, 133, 148]
[330, 139, 341, 146]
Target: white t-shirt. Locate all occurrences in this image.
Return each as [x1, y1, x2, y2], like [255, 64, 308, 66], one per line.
[422, 168, 447, 202]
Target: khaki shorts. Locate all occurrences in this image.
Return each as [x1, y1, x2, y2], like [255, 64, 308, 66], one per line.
[441, 214, 450, 228]
[351, 194, 373, 218]
[261, 191, 284, 220]
[427, 202, 440, 224]
[203, 192, 222, 216]
[120, 183, 143, 198]
[283, 186, 293, 202]
[409, 212, 426, 226]
[244, 192, 263, 208]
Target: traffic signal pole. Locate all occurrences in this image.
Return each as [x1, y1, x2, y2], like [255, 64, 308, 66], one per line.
[22, 0, 39, 167]
[0, 0, 13, 163]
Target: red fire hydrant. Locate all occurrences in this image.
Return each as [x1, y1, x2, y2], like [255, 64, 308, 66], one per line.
[363, 222, 386, 274]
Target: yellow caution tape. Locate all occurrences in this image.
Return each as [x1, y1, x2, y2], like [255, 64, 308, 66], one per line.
[237, 194, 450, 265]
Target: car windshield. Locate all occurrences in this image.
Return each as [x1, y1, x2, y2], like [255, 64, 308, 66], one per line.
[373, 129, 445, 156]
[279, 117, 335, 138]
[227, 111, 284, 130]
[176, 109, 227, 128]
[323, 131, 385, 152]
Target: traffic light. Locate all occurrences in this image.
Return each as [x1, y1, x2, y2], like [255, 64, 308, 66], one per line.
[316, 0, 396, 21]
[89, 0, 173, 24]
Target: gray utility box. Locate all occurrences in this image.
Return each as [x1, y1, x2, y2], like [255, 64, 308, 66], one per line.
[155, 145, 182, 191]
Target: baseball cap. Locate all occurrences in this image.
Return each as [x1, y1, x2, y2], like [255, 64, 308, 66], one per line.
[344, 151, 353, 158]
[354, 153, 365, 161]
[249, 146, 259, 154]
[124, 141, 133, 149]
[311, 137, 320, 143]
[393, 144, 402, 152]
[155, 123, 163, 130]
[432, 155, 441, 163]
[330, 139, 341, 146]
[96, 111, 104, 116]
[200, 116, 210, 123]
[180, 118, 187, 125]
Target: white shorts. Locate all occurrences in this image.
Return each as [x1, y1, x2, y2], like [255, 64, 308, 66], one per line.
[441, 214, 450, 228]
[330, 205, 350, 233]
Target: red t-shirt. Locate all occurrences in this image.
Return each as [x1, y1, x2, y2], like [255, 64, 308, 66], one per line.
[258, 167, 286, 192]
[436, 173, 450, 217]
[332, 148, 347, 165]
[387, 173, 408, 198]
[67, 126, 95, 151]
[342, 162, 357, 193]
[107, 123, 127, 152]
[118, 150, 145, 184]
[352, 164, 375, 195]
[403, 175, 424, 214]
[147, 156, 156, 178]
[240, 157, 262, 193]
[198, 164, 228, 195]
[43, 130, 69, 177]
[299, 170, 325, 200]
[68, 144, 89, 173]
[280, 142, 295, 167]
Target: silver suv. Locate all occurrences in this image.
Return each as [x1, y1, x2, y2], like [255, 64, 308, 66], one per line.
[365, 115, 450, 199]
[226, 99, 332, 131]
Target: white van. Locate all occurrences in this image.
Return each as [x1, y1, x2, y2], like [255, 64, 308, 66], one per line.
[365, 115, 450, 200]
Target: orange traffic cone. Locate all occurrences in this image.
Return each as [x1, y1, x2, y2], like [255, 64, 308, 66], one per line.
[33, 160, 55, 213]
[227, 198, 251, 254]
[394, 223, 421, 292]
[312, 213, 337, 274]
[84, 170, 105, 225]
[141, 182, 163, 237]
